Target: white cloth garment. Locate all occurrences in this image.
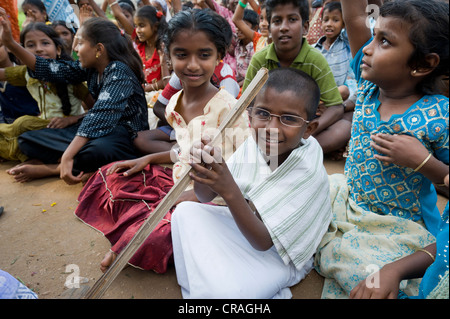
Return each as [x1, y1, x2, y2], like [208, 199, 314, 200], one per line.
[171, 136, 332, 298]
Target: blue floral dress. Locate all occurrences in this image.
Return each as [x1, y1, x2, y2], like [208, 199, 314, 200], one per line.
[315, 39, 449, 298]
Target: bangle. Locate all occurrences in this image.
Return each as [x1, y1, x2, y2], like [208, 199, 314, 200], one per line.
[416, 248, 435, 262]
[435, 183, 447, 187]
[239, 0, 247, 8]
[414, 153, 432, 172]
[110, 1, 119, 7]
[163, 75, 172, 80]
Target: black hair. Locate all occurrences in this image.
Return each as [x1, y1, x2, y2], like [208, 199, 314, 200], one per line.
[119, 0, 136, 12]
[322, 1, 342, 16]
[182, 1, 194, 10]
[51, 20, 76, 34]
[265, 0, 309, 24]
[135, 5, 168, 51]
[22, 0, 48, 22]
[260, 68, 320, 121]
[380, 0, 449, 95]
[119, 2, 135, 16]
[163, 9, 232, 60]
[243, 9, 259, 29]
[81, 18, 145, 84]
[20, 22, 74, 116]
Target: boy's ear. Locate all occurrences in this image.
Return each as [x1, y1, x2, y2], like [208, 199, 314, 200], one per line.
[302, 120, 318, 139]
[411, 53, 440, 77]
[302, 20, 310, 35]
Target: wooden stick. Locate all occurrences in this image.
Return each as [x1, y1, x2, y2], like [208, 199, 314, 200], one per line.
[82, 68, 268, 299]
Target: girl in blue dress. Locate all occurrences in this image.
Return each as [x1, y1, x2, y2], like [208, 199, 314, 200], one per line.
[350, 174, 449, 299]
[315, 0, 449, 298]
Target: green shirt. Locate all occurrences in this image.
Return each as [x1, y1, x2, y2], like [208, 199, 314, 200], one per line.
[242, 38, 343, 107]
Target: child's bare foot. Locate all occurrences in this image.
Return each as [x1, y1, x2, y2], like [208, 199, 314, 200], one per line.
[100, 251, 117, 273]
[6, 159, 43, 175]
[81, 171, 95, 185]
[8, 163, 59, 182]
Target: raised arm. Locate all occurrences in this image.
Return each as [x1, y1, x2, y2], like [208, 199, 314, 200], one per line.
[106, 0, 134, 35]
[341, 0, 373, 57]
[172, 0, 182, 14]
[203, 0, 216, 10]
[232, 0, 256, 42]
[0, 8, 37, 70]
[88, 0, 107, 19]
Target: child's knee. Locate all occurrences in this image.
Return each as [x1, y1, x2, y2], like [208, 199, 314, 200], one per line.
[339, 85, 350, 101]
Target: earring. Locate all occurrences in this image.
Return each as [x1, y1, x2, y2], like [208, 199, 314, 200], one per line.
[96, 53, 100, 59]
[412, 70, 417, 75]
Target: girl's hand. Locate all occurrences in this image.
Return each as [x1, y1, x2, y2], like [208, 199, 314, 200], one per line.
[350, 264, 402, 299]
[47, 116, 78, 129]
[0, 7, 14, 47]
[315, 102, 326, 117]
[371, 133, 429, 169]
[79, 4, 94, 25]
[189, 138, 234, 200]
[106, 156, 151, 176]
[60, 156, 83, 185]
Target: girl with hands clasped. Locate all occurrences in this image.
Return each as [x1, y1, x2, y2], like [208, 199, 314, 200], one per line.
[315, 0, 449, 299]
[171, 68, 332, 299]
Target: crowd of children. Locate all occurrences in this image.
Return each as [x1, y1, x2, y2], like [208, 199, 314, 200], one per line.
[0, 0, 449, 300]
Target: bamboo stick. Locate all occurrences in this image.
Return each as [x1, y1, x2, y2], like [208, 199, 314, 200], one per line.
[82, 68, 268, 299]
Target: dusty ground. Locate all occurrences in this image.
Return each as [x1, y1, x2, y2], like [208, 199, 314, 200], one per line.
[0, 159, 446, 300]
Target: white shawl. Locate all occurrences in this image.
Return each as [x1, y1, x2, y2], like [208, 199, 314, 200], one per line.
[227, 136, 332, 271]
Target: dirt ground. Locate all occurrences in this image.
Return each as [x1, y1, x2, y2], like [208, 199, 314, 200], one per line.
[0, 158, 447, 300]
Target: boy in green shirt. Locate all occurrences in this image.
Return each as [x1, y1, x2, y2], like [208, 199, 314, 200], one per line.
[243, 0, 351, 158]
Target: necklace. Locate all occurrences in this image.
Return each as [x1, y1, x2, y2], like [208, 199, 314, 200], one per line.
[145, 46, 155, 61]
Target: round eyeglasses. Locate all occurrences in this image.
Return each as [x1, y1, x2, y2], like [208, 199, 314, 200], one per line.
[247, 107, 309, 127]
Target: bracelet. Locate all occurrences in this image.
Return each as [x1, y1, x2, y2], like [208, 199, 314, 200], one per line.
[435, 183, 447, 187]
[414, 153, 432, 172]
[416, 248, 435, 262]
[110, 1, 119, 7]
[239, 0, 248, 8]
[163, 75, 172, 80]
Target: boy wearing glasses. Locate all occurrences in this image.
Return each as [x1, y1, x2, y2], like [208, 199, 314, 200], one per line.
[171, 68, 332, 299]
